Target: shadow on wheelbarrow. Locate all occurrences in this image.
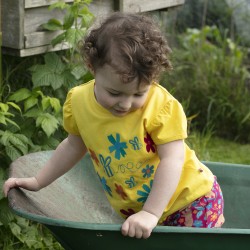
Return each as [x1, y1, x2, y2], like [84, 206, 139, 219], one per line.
[7, 151, 250, 250]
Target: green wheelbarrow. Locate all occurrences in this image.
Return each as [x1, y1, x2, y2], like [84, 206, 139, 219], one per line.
[7, 151, 250, 250]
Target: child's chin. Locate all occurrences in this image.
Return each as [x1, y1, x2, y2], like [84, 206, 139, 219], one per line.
[111, 109, 131, 116]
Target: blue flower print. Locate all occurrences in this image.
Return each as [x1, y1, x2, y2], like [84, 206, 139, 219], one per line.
[193, 220, 203, 227]
[137, 180, 153, 203]
[142, 165, 154, 178]
[125, 176, 137, 188]
[129, 136, 142, 150]
[99, 154, 113, 177]
[97, 173, 112, 197]
[108, 133, 128, 160]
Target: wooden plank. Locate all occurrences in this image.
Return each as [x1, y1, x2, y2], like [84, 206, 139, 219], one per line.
[88, 0, 114, 18]
[25, 0, 73, 9]
[2, 42, 70, 57]
[24, 0, 113, 35]
[119, 0, 185, 12]
[2, 0, 25, 49]
[24, 7, 67, 33]
[25, 31, 64, 48]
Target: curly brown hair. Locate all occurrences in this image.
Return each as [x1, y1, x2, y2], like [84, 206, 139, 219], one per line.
[81, 12, 172, 85]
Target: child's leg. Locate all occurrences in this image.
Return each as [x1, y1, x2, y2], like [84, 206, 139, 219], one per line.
[161, 177, 225, 227]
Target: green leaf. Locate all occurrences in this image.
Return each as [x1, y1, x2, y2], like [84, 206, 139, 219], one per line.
[24, 96, 38, 111]
[71, 64, 87, 80]
[9, 222, 22, 240]
[62, 69, 78, 89]
[32, 66, 65, 90]
[63, 11, 75, 30]
[79, 6, 94, 26]
[6, 144, 23, 161]
[81, 13, 94, 27]
[51, 32, 66, 47]
[49, 97, 61, 113]
[49, 1, 68, 10]
[0, 102, 9, 112]
[6, 102, 22, 113]
[241, 111, 250, 124]
[42, 18, 63, 31]
[0, 168, 6, 200]
[4, 117, 20, 130]
[44, 53, 66, 73]
[8, 135, 29, 154]
[65, 28, 86, 47]
[36, 113, 59, 137]
[8, 88, 31, 102]
[0, 130, 29, 156]
[0, 199, 15, 226]
[0, 113, 7, 125]
[24, 107, 42, 118]
[41, 97, 51, 111]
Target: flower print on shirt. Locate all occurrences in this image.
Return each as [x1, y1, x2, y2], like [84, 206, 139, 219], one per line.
[97, 173, 112, 197]
[89, 148, 99, 166]
[125, 176, 137, 188]
[115, 183, 127, 200]
[144, 133, 156, 153]
[99, 154, 113, 177]
[108, 133, 128, 160]
[120, 208, 136, 219]
[142, 165, 154, 178]
[137, 179, 153, 203]
[129, 136, 142, 150]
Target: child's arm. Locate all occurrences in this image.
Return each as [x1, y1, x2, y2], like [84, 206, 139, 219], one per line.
[121, 139, 184, 239]
[3, 134, 87, 196]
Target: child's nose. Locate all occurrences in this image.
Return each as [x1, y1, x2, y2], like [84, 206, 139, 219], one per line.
[118, 98, 132, 110]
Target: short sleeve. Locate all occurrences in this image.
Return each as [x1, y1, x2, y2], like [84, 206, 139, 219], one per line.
[63, 89, 80, 135]
[148, 99, 187, 145]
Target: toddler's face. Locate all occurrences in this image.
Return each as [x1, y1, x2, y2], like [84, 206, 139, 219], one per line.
[94, 65, 150, 117]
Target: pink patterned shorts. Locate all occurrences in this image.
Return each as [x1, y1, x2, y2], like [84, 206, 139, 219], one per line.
[161, 177, 225, 228]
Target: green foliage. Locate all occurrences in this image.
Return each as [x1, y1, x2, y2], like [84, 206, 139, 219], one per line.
[30, 53, 82, 91]
[0, 199, 63, 250]
[162, 25, 250, 142]
[0, 86, 62, 165]
[31, 0, 94, 95]
[44, 0, 94, 50]
[0, 1, 94, 249]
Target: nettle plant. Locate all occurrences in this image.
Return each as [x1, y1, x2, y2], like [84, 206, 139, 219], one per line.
[0, 1, 95, 248]
[0, 87, 62, 163]
[30, 0, 94, 92]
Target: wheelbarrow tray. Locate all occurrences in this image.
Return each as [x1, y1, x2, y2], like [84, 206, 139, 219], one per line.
[8, 151, 250, 250]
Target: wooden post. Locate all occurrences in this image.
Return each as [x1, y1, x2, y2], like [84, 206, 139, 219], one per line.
[0, 0, 2, 88]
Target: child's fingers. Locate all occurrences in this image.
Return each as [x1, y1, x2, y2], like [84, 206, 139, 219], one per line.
[3, 178, 18, 197]
[15, 177, 39, 191]
[3, 177, 39, 197]
[121, 220, 129, 236]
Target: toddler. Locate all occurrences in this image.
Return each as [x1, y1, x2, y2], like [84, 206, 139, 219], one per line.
[4, 12, 224, 239]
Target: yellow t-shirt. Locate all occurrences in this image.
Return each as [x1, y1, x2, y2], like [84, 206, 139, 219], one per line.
[63, 80, 214, 223]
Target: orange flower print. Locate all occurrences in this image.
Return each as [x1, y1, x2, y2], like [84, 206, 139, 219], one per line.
[115, 184, 127, 200]
[210, 213, 218, 221]
[89, 148, 99, 166]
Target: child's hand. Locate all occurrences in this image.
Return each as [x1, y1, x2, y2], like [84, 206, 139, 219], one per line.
[3, 177, 41, 197]
[121, 210, 158, 239]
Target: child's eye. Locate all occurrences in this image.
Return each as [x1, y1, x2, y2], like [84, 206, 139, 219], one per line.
[134, 93, 144, 97]
[108, 91, 120, 96]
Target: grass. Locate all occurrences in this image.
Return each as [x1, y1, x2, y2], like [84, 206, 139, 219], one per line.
[188, 131, 250, 165]
[205, 137, 250, 165]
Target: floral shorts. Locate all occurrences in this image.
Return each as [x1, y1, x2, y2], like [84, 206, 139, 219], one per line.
[161, 177, 225, 228]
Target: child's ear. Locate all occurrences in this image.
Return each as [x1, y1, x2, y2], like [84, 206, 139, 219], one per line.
[87, 63, 94, 74]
